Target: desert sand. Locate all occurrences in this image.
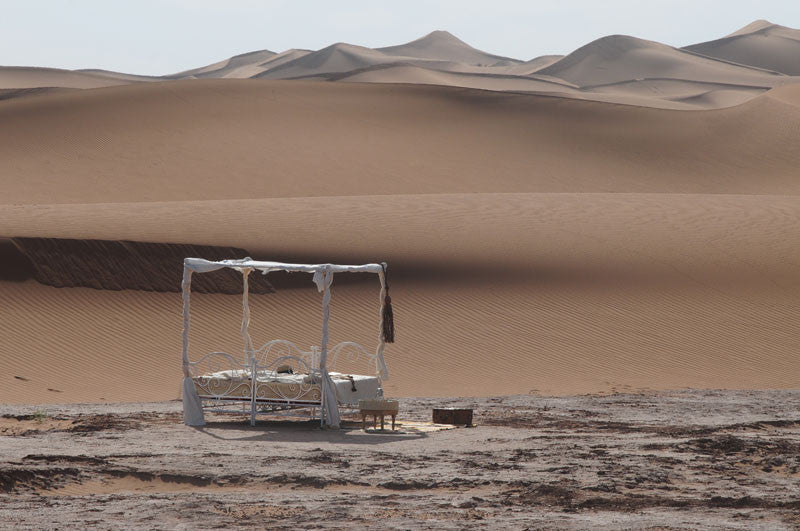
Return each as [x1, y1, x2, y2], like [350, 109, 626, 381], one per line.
[684, 20, 800, 76]
[2, 391, 799, 528]
[2, 21, 799, 109]
[1, 18, 800, 528]
[0, 73, 799, 405]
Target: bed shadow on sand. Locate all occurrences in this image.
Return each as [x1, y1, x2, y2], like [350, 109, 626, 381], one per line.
[192, 419, 430, 444]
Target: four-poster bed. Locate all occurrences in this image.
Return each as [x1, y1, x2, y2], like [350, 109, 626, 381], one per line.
[180, 258, 392, 428]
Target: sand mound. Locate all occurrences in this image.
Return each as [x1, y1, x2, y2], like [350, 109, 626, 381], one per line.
[7, 24, 800, 109]
[2, 80, 800, 207]
[585, 78, 768, 107]
[499, 55, 564, 75]
[254, 43, 403, 79]
[250, 49, 312, 75]
[0, 87, 77, 101]
[0, 193, 798, 403]
[0, 75, 799, 404]
[168, 50, 277, 79]
[684, 20, 800, 76]
[337, 66, 764, 110]
[538, 34, 785, 87]
[764, 83, 800, 107]
[335, 63, 578, 93]
[0, 66, 144, 90]
[377, 30, 520, 66]
[4, 238, 273, 294]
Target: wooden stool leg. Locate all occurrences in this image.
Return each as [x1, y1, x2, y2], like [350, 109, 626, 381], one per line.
[392, 415, 396, 431]
[381, 415, 385, 430]
[361, 413, 366, 431]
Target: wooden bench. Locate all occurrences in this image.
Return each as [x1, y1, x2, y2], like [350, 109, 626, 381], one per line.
[358, 399, 399, 431]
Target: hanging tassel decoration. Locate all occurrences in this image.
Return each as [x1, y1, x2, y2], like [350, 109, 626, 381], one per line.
[381, 263, 395, 343]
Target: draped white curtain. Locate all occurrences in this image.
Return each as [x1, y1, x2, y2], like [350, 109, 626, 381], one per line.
[313, 268, 340, 428]
[181, 267, 205, 426]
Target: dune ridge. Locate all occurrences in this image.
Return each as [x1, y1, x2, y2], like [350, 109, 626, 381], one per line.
[537, 34, 785, 87]
[2, 80, 800, 207]
[376, 30, 521, 65]
[2, 20, 798, 109]
[684, 20, 800, 76]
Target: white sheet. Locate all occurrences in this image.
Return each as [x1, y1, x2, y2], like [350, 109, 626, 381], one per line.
[199, 370, 380, 405]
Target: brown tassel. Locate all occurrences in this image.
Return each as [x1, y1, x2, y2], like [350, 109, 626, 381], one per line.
[381, 263, 395, 343]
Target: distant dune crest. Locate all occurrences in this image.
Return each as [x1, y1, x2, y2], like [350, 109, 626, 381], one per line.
[377, 30, 522, 65]
[2, 20, 799, 109]
[683, 20, 800, 76]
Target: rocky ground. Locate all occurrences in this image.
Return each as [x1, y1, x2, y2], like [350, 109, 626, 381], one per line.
[1, 390, 799, 529]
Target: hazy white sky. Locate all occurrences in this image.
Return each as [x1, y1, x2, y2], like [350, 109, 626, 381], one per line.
[2, 1, 798, 75]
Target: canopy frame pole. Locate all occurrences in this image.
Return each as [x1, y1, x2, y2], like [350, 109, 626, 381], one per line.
[375, 265, 389, 381]
[180, 265, 205, 426]
[240, 268, 254, 365]
[181, 266, 193, 378]
[320, 266, 330, 427]
[316, 265, 340, 428]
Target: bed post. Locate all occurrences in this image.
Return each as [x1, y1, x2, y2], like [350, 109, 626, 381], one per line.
[181, 263, 205, 426]
[375, 265, 390, 380]
[250, 355, 257, 426]
[320, 266, 330, 428]
[316, 265, 341, 428]
[240, 268, 254, 365]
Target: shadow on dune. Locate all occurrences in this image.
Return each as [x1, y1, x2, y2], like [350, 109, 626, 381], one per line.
[2, 237, 274, 294]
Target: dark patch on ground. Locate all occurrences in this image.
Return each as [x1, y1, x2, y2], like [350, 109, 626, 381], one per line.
[0, 467, 81, 493]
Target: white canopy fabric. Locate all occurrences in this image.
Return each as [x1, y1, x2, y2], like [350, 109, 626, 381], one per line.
[180, 257, 389, 428]
[184, 257, 384, 275]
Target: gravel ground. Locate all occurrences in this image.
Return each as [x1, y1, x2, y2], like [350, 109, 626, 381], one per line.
[1, 390, 799, 529]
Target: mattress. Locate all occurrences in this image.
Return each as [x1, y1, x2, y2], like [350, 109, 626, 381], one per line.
[193, 369, 379, 405]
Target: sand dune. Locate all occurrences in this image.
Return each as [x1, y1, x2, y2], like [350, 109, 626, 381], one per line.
[0, 66, 148, 89]
[335, 63, 579, 92]
[253, 43, 404, 79]
[2, 22, 800, 404]
[73, 69, 161, 83]
[2, 80, 800, 207]
[537, 34, 786, 88]
[1, 192, 798, 403]
[5, 22, 800, 109]
[0, 78, 799, 403]
[376, 30, 521, 66]
[584, 78, 768, 107]
[498, 54, 564, 75]
[253, 49, 311, 72]
[684, 20, 800, 76]
[0, 87, 77, 101]
[253, 42, 479, 80]
[167, 49, 277, 79]
[337, 65, 764, 109]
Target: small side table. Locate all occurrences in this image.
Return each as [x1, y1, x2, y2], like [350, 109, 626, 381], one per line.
[358, 399, 399, 431]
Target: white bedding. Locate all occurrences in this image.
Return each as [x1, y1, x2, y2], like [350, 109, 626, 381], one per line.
[202, 369, 380, 405]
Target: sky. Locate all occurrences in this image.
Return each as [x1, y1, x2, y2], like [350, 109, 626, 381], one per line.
[1, 0, 798, 75]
